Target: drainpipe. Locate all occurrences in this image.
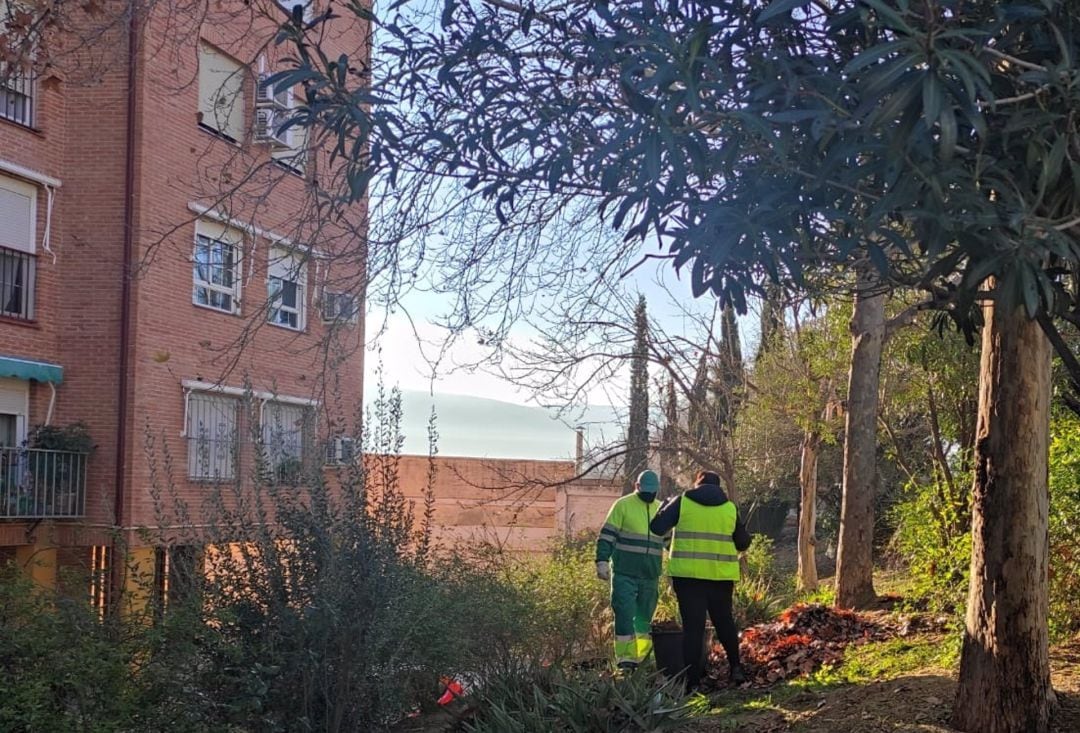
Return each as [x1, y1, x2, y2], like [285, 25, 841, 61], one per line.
[110, 4, 139, 609]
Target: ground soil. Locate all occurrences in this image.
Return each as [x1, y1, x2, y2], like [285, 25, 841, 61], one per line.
[695, 636, 1080, 733]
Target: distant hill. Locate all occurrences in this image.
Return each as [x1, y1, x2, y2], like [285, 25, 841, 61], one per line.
[369, 390, 622, 460]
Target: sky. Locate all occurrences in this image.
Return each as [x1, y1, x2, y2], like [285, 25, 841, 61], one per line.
[363, 260, 759, 459]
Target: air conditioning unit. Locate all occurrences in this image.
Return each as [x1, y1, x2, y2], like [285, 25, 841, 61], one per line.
[321, 291, 357, 323]
[256, 72, 291, 111]
[325, 436, 356, 465]
[255, 108, 291, 149]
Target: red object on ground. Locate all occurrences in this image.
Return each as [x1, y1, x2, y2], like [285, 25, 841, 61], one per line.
[437, 678, 465, 705]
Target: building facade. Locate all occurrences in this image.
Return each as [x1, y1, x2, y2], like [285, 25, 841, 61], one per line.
[0, 0, 368, 606]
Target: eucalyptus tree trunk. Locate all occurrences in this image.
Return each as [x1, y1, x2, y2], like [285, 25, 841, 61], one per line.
[951, 299, 1053, 733]
[835, 267, 885, 609]
[796, 429, 820, 593]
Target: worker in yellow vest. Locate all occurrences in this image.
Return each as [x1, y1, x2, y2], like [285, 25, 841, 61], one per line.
[650, 470, 752, 690]
[595, 469, 665, 670]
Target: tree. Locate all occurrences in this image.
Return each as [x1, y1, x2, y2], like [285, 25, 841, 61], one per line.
[835, 266, 887, 607]
[625, 295, 649, 493]
[289, 2, 1080, 728]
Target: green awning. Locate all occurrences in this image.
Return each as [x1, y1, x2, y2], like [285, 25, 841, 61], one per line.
[0, 355, 63, 384]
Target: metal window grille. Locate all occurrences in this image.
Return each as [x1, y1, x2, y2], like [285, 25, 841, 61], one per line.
[0, 64, 34, 128]
[0, 245, 35, 321]
[262, 402, 309, 482]
[186, 393, 238, 481]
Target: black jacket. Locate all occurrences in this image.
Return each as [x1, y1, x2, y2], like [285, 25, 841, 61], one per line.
[649, 483, 752, 552]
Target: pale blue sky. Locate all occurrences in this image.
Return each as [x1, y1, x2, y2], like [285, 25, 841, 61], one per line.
[364, 258, 759, 459]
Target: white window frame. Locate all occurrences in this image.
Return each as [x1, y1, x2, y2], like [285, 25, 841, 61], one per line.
[192, 220, 243, 315]
[266, 246, 306, 331]
[184, 391, 238, 482]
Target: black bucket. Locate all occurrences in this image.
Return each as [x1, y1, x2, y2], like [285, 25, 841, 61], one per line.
[651, 625, 686, 679]
[651, 626, 712, 680]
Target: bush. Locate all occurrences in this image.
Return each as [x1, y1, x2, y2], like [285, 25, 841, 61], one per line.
[463, 660, 705, 733]
[888, 476, 971, 616]
[735, 535, 789, 627]
[501, 537, 611, 664]
[0, 383, 527, 733]
[0, 567, 135, 733]
[1050, 413, 1080, 639]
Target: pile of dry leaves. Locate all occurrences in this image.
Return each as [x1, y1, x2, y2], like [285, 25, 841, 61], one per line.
[704, 602, 942, 689]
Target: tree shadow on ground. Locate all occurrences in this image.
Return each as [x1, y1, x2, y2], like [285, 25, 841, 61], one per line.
[700, 674, 1080, 733]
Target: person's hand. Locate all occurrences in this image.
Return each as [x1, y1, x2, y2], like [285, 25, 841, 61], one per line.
[596, 561, 611, 581]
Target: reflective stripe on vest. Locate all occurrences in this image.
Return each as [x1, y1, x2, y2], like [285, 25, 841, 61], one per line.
[667, 496, 740, 581]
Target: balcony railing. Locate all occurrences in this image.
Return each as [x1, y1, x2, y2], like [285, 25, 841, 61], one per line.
[0, 447, 87, 519]
[0, 245, 35, 322]
[0, 65, 35, 128]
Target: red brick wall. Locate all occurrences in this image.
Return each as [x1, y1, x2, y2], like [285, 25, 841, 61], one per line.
[380, 454, 622, 553]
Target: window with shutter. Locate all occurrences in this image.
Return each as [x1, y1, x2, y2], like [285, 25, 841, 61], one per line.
[197, 43, 245, 142]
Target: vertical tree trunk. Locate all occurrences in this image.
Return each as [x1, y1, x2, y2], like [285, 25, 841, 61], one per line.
[835, 268, 885, 609]
[951, 299, 1053, 733]
[797, 429, 820, 593]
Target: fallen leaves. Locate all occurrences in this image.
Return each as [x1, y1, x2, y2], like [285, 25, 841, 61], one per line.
[703, 603, 937, 690]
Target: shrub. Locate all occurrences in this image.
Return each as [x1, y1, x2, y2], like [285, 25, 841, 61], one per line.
[463, 660, 705, 733]
[133, 383, 526, 731]
[888, 475, 971, 616]
[0, 566, 135, 733]
[1049, 413, 1080, 639]
[501, 537, 612, 665]
[735, 535, 789, 627]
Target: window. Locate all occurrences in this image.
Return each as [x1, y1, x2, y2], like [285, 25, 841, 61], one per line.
[267, 247, 305, 330]
[256, 72, 307, 173]
[320, 289, 358, 324]
[193, 221, 242, 314]
[186, 393, 238, 481]
[325, 435, 355, 465]
[197, 43, 245, 142]
[0, 1, 36, 127]
[0, 175, 36, 321]
[0, 65, 34, 128]
[262, 401, 310, 482]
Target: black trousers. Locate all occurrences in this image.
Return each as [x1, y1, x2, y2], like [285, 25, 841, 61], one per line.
[671, 577, 740, 688]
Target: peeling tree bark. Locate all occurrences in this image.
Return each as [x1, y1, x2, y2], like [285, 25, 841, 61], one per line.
[797, 429, 820, 593]
[835, 268, 885, 609]
[951, 299, 1053, 733]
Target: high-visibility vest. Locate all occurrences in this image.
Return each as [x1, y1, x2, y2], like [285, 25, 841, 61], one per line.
[597, 493, 664, 578]
[667, 497, 740, 581]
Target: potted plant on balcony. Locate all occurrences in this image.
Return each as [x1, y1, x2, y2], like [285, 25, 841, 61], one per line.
[26, 422, 94, 515]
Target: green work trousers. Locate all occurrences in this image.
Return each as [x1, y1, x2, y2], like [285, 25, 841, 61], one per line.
[611, 573, 659, 666]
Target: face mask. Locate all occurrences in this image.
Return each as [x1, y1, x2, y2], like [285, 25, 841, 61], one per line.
[638, 492, 656, 504]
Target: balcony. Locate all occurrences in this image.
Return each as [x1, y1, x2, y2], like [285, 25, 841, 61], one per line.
[0, 245, 35, 322]
[0, 447, 87, 519]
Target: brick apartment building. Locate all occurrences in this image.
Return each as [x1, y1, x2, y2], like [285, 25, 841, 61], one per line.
[0, 0, 367, 606]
